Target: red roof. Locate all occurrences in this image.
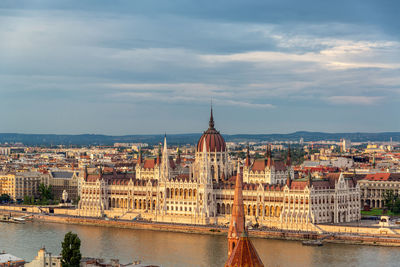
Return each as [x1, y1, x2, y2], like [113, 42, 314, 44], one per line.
[143, 159, 156, 169]
[252, 159, 265, 171]
[197, 129, 226, 152]
[251, 159, 287, 172]
[225, 234, 264, 267]
[196, 108, 226, 152]
[363, 173, 400, 181]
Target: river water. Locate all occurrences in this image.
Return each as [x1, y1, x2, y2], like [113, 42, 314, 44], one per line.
[0, 221, 400, 267]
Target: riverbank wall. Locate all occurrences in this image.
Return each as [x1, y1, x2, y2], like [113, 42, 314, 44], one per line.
[2, 206, 400, 247]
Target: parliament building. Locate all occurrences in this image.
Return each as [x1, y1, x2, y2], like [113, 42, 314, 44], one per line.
[78, 108, 361, 229]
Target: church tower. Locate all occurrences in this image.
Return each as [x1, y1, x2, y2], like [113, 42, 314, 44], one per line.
[225, 161, 264, 267]
[227, 161, 245, 256]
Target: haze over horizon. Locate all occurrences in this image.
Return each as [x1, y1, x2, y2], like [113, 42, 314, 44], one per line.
[1, 1, 399, 135]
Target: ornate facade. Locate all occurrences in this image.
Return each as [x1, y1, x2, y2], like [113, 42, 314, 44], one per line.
[359, 173, 400, 209]
[243, 145, 294, 185]
[78, 108, 361, 229]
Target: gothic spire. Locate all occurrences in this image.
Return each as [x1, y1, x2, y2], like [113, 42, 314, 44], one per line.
[286, 171, 292, 188]
[245, 145, 251, 167]
[266, 144, 272, 167]
[176, 146, 181, 165]
[161, 135, 169, 179]
[286, 144, 291, 166]
[209, 103, 215, 129]
[307, 171, 312, 187]
[156, 143, 161, 165]
[138, 147, 143, 164]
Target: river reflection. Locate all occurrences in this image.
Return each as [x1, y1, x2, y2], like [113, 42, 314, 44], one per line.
[0, 222, 400, 267]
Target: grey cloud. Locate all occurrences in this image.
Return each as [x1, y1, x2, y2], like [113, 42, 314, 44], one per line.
[0, 1, 399, 134]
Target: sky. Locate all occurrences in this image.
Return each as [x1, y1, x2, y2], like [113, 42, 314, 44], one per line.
[0, 0, 399, 135]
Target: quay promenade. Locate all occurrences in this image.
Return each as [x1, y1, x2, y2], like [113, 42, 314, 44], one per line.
[2, 205, 400, 247]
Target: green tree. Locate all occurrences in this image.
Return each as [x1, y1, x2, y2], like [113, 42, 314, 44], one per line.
[393, 198, 400, 214]
[72, 196, 80, 205]
[0, 194, 10, 203]
[384, 190, 397, 212]
[23, 195, 34, 205]
[39, 183, 53, 201]
[61, 232, 82, 267]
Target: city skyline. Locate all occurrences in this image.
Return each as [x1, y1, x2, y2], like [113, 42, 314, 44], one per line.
[1, 0, 399, 135]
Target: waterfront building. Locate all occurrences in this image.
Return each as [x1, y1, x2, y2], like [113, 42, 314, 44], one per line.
[43, 170, 80, 202]
[78, 108, 361, 229]
[0, 171, 43, 201]
[359, 173, 400, 208]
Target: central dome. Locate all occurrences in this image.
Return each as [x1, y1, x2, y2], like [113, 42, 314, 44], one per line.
[196, 107, 226, 152]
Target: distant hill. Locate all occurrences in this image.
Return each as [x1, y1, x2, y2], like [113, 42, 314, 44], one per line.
[0, 131, 399, 146]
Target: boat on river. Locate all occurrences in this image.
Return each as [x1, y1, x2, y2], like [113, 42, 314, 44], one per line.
[302, 240, 323, 246]
[0, 215, 25, 224]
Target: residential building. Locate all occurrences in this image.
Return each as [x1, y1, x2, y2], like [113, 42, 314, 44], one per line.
[0, 171, 43, 201]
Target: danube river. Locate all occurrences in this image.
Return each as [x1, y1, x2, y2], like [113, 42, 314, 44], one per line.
[1, 221, 400, 267]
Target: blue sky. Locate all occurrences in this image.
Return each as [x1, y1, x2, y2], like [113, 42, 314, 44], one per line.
[0, 0, 399, 135]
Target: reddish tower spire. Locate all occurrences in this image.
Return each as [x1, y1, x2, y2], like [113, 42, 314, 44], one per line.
[226, 161, 264, 267]
[286, 144, 291, 166]
[227, 161, 245, 257]
[225, 231, 264, 267]
[266, 145, 272, 168]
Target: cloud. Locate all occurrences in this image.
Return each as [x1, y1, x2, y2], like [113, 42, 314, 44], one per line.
[107, 83, 274, 109]
[201, 40, 400, 70]
[325, 96, 384, 105]
[0, 2, 400, 133]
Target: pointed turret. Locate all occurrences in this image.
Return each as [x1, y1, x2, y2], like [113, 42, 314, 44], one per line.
[286, 144, 291, 166]
[266, 145, 272, 168]
[201, 139, 211, 183]
[227, 161, 245, 257]
[286, 171, 292, 188]
[161, 135, 169, 179]
[372, 152, 376, 168]
[176, 147, 181, 165]
[98, 165, 103, 178]
[209, 103, 215, 129]
[138, 147, 143, 164]
[156, 144, 161, 165]
[307, 172, 312, 187]
[245, 145, 251, 167]
[84, 165, 88, 181]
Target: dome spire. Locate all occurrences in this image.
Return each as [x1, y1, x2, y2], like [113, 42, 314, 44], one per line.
[209, 100, 215, 129]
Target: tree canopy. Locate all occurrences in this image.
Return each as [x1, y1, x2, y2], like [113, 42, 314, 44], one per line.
[61, 232, 82, 267]
[384, 190, 400, 214]
[0, 194, 10, 203]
